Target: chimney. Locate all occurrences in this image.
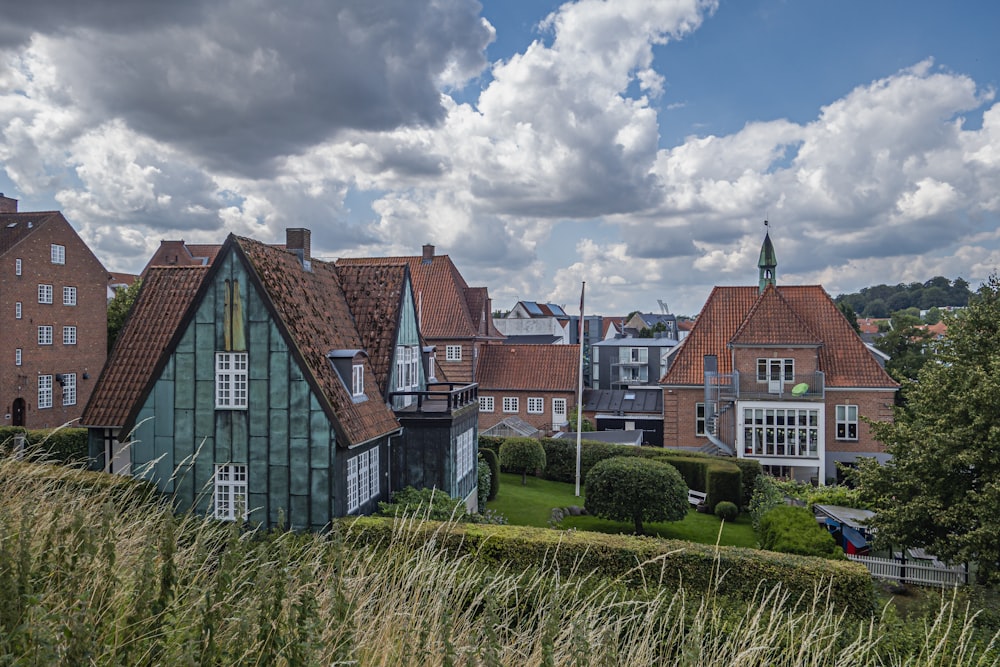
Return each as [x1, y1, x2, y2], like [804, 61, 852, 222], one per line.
[0, 193, 17, 213]
[422, 244, 434, 264]
[286, 228, 312, 269]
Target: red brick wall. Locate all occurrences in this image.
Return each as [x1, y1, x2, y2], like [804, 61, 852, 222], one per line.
[731, 347, 820, 378]
[0, 216, 107, 429]
[477, 390, 575, 434]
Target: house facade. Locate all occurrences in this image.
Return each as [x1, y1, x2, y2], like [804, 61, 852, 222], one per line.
[0, 195, 108, 429]
[476, 344, 578, 434]
[83, 231, 477, 529]
[493, 301, 570, 344]
[591, 335, 677, 390]
[661, 232, 898, 484]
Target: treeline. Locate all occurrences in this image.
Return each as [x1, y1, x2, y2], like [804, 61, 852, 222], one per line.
[834, 276, 972, 318]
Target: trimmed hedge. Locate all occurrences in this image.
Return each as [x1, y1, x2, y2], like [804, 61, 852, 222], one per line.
[479, 447, 500, 501]
[758, 505, 844, 560]
[732, 458, 763, 509]
[340, 516, 877, 619]
[0, 426, 89, 465]
[0, 459, 160, 506]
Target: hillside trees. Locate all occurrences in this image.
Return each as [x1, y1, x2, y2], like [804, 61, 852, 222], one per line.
[856, 275, 1000, 582]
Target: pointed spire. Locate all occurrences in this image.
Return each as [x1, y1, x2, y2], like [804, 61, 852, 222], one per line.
[758, 221, 777, 293]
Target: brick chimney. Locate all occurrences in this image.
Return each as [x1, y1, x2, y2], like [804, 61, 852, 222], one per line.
[422, 243, 434, 264]
[286, 228, 311, 268]
[0, 193, 17, 213]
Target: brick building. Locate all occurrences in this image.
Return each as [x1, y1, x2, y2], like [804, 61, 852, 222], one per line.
[476, 344, 578, 433]
[0, 194, 108, 428]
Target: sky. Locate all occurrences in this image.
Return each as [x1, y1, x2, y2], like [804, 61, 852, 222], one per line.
[1, 0, 999, 316]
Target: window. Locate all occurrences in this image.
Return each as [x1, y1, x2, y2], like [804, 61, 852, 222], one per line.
[38, 284, 53, 304]
[62, 373, 76, 406]
[503, 396, 519, 413]
[347, 447, 380, 513]
[38, 325, 53, 345]
[742, 407, 820, 458]
[695, 402, 706, 437]
[479, 396, 494, 412]
[352, 364, 364, 397]
[38, 375, 52, 409]
[15, 349, 21, 366]
[15, 302, 21, 319]
[455, 428, 476, 487]
[51, 244, 65, 264]
[836, 405, 859, 441]
[15, 258, 21, 276]
[213, 464, 248, 521]
[527, 397, 544, 414]
[63, 286, 77, 306]
[756, 358, 794, 383]
[619, 366, 649, 383]
[215, 352, 248, 409]
[446, 345, 462, 361]
[395, 345, 420, 392]
[63, 326, 77, 345]
[625, 347, 648, 363]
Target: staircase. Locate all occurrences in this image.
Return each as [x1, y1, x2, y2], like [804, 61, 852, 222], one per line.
[699, 403, 734, 456]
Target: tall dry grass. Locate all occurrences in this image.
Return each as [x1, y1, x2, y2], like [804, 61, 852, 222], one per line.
[0, 456, 996, 666]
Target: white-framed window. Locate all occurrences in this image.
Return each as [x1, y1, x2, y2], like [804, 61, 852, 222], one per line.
[347, 447, 380, 514]
[15, 349, 21, 366]
[503, 396, 519, 413]
[15, 258, 21, 276]
[395, 346, 406, 391]
[756, 358, 794, 383]
[38, 375, 52, 409]
[15, 302, 21, 319]
[446, 345, 462, 361]
[213, 464, 248, 521]
[38, 325, 53, 345]
[63, 286, 77, 306]
[352, 364, 364, 397]
[63, 326, 77, 345]
[619, 366, 648, 383]
[836, 404, 859, 441]
[742, 407, 820, 458]
[527, 397, 544, 414]
[695, 402, 706, 437]
[479, 396, 494, 412]
[455, 428, 476, 487]
[62, 373, 76, 406]
[50, 244, 65, 264]
[395, 345, 420, 392]
[552, 398, 567, 424]
[624, 347, 648, 363]
[38, 284, 53, 304]
[215, 352, 248, 409]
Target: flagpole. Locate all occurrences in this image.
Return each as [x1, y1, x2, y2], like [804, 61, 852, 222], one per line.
[575, 281, 585, 497]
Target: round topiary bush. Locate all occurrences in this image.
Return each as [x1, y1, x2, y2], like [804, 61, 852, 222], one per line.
[714, 501, 739, 522]
[499, 437, 546, 485]
[584, 456, 688, 535]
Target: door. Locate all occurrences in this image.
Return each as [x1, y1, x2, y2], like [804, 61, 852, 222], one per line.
[12, 398, 25, 427]
[552, 398, 567, 430]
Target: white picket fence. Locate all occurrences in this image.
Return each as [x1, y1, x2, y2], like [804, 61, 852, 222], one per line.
[847, 554, 967, 588]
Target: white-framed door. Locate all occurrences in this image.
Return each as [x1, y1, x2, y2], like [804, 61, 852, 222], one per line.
[552, 398, 567, 429]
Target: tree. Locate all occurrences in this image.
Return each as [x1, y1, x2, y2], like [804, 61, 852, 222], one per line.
[107, 278, 143, 352]
[837, 302, 860, 334]
[584, 456, 687, 535]
[874, 323, 933, 383]
[498, 438, 546, 485]
[856, 275, 1000, 582]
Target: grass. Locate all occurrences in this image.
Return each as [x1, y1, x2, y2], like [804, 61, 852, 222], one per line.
[488, 472, 757, 547]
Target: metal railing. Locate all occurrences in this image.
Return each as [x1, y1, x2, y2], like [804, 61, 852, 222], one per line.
[705, 370, 825, 401]
[390, 382, 478, 414]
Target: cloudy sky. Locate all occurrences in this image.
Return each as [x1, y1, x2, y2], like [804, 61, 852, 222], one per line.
[2, 0, 999, 316]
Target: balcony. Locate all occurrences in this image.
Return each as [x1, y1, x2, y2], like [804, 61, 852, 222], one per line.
[390, 382, 478, 416]
[705, 370, 825, 402]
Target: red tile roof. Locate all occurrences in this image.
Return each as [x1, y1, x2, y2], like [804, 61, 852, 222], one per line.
[82, 266, 208, 427]
[476, 344, 579, 391]
[662, 285, 898, 388]
[730, 285, 821, 346]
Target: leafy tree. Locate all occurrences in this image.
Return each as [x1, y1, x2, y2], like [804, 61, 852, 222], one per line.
[837, 302, 860, 334]
[863, 298, 888, 318]
[856, 275, 1000, 582]
[567, 410, 595, 432]
[499, 438, 546, 485]
[584, 456, 687, 535]
[874, 323, 933, 383]
[107, 278, 143, 352]
[923, 306, 941, 325]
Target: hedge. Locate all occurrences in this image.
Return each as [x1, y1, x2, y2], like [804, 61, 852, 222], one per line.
[732, 458, 763, 509]
[758, 505, 844, 560]
[0, 426, 89, 465]
[340, 516, 877, 619]
[478, 447, 500, 501]
[0, 459, 160, 506]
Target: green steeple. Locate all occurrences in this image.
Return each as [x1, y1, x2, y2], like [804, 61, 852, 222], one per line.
[758, 227, 777, 293]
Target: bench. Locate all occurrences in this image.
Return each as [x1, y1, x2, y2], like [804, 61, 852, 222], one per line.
[688, 489, 707, 507]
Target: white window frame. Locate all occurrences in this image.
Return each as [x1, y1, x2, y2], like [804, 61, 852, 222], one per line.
[63, 286, 77, 306]
[63, 326, 77, 345]
[215, 352, 248, 409]
[756, 358, 795, 383]
[347, 447, 380, 514]
[503, 396, 519, 413]
[62, 372, 76, 406]
[50, 244, 65, 265]
[352, 363, 364, 397]
[695, 402, 706, 437]
[395, 345, 406, 391]
[455, 428, 475, 488]
[213, 464, 248, 521]
[38, 375, 52, 409]
[15, 348, 22, 366]
[15, 258, 21, 276]
[527, 397, 544, 414]
[15, 302, 21, 319]
[626, 347, 648, 363]
[38, 284, 53, 304]
[552, 398, 567, 425]
[446, 345, 462, 361]
[479, 396, 494, 412]
[38, 325, 53, 345]
[741, 405, 821, 458]
[836, 404, 859, 441]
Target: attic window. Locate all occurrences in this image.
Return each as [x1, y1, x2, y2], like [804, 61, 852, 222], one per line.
[216, 352, 248, 409]
[352, 364, 364, 397]
[624, 393, 636, 400]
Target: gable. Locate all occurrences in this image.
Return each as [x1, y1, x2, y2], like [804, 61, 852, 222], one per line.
[730, 285, 821, 347]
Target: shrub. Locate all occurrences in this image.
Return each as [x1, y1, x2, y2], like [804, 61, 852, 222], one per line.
[714, 501, 739, 522]
[376, 486, 468, 521]
[774, 479, 868, 510]
[0, 426, 89, 465]
[477, 435, 506, 454]
[732, 458, 762, 509]
[476, 458, 490, 510]
[540, 438, 640, 483]
[499, 438, 546, 485]
[585, 456, 688, 535]
[749, 474, 786, 532]
[758, 505, 844, 560]
[478, 447, 500, 500]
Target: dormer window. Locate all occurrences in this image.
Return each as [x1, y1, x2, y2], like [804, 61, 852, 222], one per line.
[352, 364, 364, 397]
[329, 349, 368, 402]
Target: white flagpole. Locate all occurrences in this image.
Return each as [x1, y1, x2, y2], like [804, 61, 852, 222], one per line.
[575, 281, 585, 497]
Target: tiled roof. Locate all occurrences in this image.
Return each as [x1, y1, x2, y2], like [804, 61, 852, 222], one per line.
[337, 263, 409, 393]
[108, 272, 139, 287]
[601, 317, 624, 338]
[476, 344, 579, 391]
[237, 238, 401, 445]
[0, 211, 60, 255]
[82, 266, 208, 428]
[730, 285, 821, 346]
[662, 285, 898, 388]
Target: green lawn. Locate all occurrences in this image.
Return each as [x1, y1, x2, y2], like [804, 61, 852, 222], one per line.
[487, 473, 757, 548]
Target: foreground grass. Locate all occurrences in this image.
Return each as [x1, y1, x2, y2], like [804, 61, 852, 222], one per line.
[1, 459, 998, 665]
[489, 472, 756, 547]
